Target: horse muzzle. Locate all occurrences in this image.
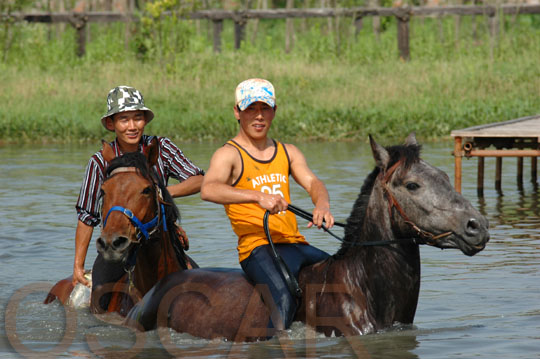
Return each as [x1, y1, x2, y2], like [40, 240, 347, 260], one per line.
[96, 234, 133, 262]
[435, 216, 490, 256]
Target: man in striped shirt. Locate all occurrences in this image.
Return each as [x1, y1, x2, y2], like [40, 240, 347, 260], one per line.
[73, 86, 204, 288]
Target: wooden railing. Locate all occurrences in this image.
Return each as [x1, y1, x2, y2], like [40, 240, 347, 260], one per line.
[3, 4, 540, 58]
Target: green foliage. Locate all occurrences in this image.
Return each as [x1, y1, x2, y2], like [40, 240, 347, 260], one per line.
[134, 0, 198, 60]
[0, 8, 539, 143]
[0, 0, 34, 62]
[0, 0, 33, 12]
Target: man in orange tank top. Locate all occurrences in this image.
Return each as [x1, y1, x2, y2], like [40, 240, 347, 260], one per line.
[201, 78, 334, 335]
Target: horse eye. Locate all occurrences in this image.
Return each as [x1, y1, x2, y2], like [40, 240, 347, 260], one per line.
[99, 189, 105, 197]
[406, 182, 420, 191]
[142, 186, 152, 195]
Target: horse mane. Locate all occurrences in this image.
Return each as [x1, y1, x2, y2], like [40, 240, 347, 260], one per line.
[336, 143, 422, 256]
[106, 152, 185, 263]
[107, 151, 151, 182]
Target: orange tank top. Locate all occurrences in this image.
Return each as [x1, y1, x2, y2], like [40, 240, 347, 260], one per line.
[224, 140, 307, 262]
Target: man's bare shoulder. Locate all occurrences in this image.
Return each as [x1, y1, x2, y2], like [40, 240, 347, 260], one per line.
[281, 142, 297, 151]
[212, 142, 240, 160]
[207, 143, 243, 173]
[282, 142, 304, 161]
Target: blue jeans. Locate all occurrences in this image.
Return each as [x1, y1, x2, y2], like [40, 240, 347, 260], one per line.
[240, 243, 329, 331]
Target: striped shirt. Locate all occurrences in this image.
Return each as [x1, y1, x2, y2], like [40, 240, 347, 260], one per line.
[76, 135, 204, 227]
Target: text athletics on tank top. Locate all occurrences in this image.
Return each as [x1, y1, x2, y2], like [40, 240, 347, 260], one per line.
[224, 139, 308, 263]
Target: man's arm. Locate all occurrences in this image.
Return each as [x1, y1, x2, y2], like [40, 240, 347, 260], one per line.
[168, 174, 204, 197]
[200, 145, 288, 214]
[286, 143, 334, 229]
[72, 221, 93, 287]
[159, 137, 205, 198]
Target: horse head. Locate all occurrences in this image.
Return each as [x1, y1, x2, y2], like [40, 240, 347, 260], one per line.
[97, 138, 164, 262]
[369, 133, 489, 256]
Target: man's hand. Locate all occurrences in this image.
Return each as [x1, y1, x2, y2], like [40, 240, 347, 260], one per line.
[72, 266, 90, 287]
[258, 193, 289, 214]
[175, 223, 190, 251]
[308, 204, 334, 229]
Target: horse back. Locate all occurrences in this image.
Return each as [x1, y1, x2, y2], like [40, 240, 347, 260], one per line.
[124, 268, 271, 341]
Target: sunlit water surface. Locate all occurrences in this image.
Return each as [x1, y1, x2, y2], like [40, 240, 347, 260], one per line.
[0, 141, 539, 358]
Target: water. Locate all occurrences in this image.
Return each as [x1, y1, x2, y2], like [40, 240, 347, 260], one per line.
[1, 141, 539, 359]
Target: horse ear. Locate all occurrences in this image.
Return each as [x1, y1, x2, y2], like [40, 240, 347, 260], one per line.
[369, 135, 390, 169]
[404, 132, 417, 146]
[144, 137, 159, 168]
[101, 139, 116, 163]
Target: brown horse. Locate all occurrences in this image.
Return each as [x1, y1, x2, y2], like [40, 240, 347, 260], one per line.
[124, 134, 489, 341]
[44, 139, 196, 315]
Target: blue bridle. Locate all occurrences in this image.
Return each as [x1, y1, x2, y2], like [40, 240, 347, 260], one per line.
[103, 204, 167, 242]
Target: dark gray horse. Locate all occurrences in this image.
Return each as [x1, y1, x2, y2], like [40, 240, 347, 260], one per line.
[124, 134, 489, 341]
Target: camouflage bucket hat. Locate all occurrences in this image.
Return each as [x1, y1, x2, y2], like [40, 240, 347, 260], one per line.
[101, 86, 155, 131]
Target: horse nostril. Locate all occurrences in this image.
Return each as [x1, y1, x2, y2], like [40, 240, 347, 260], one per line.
[466, 218, 480, 235]
[96, 237, 106, 251]
[112, 236, 129, 250]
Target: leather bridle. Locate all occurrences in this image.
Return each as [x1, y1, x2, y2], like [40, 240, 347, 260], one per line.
[102, 167, 167, 243]
[379, 159, 452, 246]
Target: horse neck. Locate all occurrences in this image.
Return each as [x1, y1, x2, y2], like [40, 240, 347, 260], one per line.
[358, 181, 420, 270]
[324, 181, 422, 323]
[132, 230, 182, 295]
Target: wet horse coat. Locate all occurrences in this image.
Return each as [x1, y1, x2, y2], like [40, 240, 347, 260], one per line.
[125, 134, 489, 341]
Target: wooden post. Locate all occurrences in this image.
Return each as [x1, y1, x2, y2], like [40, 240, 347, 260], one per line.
[477, 157, 484, 197]
[68, 13, 88, 57]
[251, 0, 263, 45]
[87, 0, 93, 43]
[495, 157, 503, 194]
[334, 1, 341, 56]
[57, 0, 66, 37]
[488, 12, 498, 61]
[302, 0, 310, 32]
[532, 157, 537, 184]
[396, 7, 410, 61]
[285, 0, 294, 53]
[234, 18, 246, 50]
[124, 0, 134, 51]
[454, 0, 462, 45]
[46, 0, 52, 41]
[454, 136, 463, 193]
[471, 0, 479, 42]
[213, 19, 223, 53]
[354, 15, 363, 38]
[370, 0, 381, 42]
[438, 14, 444, 44]
[76, 20, 87, 57]
[517, 157, 523, 191]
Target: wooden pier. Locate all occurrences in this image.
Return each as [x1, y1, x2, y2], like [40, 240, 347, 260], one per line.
[451, 114, 540, 196]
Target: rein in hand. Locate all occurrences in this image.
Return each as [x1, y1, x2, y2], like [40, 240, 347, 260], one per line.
[287, 204, 402, 246]
[287, 203, 444, 247]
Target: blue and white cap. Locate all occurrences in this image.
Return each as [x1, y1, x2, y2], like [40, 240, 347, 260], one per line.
[235, 78, 276, 111]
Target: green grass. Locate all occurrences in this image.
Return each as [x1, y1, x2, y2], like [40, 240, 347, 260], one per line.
[0, 14, 539, 144]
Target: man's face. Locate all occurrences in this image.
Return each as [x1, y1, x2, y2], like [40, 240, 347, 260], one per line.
[106, 110, 147, 149]
[234, 102, 276, 140]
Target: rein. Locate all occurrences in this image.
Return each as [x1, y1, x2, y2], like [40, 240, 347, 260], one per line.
[263, 211, 302, 299]
[288, 159, 452, 247]
[287, 204, 409, 247]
